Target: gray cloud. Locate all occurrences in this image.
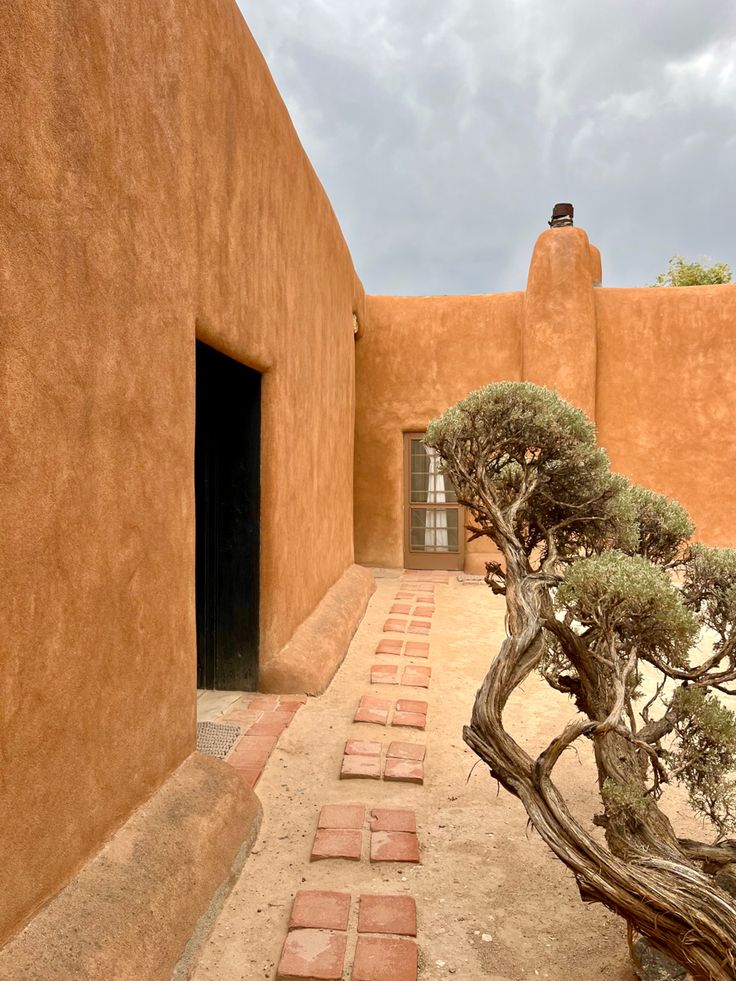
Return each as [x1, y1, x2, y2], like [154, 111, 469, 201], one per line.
[237, 0, 736, 293]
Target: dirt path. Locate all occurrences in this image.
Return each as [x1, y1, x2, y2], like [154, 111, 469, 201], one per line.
[190, 571, 704, 980]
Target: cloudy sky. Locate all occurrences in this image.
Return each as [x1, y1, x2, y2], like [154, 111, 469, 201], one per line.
[238, 1, 736, 295]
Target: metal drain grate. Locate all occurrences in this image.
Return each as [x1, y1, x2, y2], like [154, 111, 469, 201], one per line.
[196, 721, 242, 760]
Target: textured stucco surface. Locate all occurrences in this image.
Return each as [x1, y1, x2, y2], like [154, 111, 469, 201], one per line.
[0, 754, 261, 981]
[354, 293, 523, 570]
[261, 564, 375, 694]
[0, 0, 361, 943]
[523, 226, 599, 418]
[596, 284, 736, 545]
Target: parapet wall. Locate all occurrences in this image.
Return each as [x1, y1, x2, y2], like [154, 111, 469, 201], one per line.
[356, 228, 736, 568]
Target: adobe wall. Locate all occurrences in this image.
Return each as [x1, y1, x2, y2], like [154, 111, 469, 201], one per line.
[596, 284, 736, 544]
[356, 227, 736, 577]
[0, 0, 363, 945]
[355, 294, 524, 570]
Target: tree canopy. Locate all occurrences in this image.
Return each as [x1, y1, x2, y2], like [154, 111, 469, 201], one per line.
[425, 381, 736, 976]
[651, 255, 732, 287]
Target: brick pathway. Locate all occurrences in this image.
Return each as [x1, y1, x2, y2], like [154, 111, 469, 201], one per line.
[203, 693, 307, 787]
[269, 570, 449, 981]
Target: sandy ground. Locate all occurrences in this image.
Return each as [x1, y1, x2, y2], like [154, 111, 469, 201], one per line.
[190, 572, 709, 981]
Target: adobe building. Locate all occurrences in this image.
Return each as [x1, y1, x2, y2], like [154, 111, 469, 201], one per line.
[1, 2, 735, 978]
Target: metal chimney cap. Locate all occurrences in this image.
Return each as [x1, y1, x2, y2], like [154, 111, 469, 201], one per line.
[549, 202, 574, 227]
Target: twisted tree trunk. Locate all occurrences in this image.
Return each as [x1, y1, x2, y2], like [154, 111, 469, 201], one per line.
[465, 567, 736, 979]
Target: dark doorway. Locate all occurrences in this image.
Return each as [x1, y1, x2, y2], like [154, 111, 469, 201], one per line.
[195, 341, 261, 690]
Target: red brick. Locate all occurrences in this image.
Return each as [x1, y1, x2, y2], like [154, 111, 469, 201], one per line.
[345, 740, 381, 757]
[401, 666, 431, 688]
[407, 620, 430, 635]
[387, 742, 426, 762]
[403, 642, 429, 659]
[383, 759, 424, 784]
[396, 699, 428, 715]
[370, 808, 417, 833]
[371, 664, 399, 685]
[280, 693, 308, 704]
[246, 718, 288, 736]
[360, 695, 392, 710]
[390, 603, 412, 614]
[370, 831, 420, 863]
[392, 712, 426, 730]
[383, 618, 407, 633]
[354, 707, 389, 726]
[311, 829, 363, 861]
[352, 936, 418, 981]
[276, 929, 347, 980]
[358, 895, 417, 936]
[376, 639, 403, 656]
[289, 890, 351, 932]
[340, 755, 381, 780]
[413, 606, 434, 617]
[318, 803, 365, 830]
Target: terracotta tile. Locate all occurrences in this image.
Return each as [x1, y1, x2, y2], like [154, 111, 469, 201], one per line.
[273, 702, 302, 718]
[403, 642, 429, 659]
[413, 606, 434, 617]
[407, 620, 430, 635]
[341, 755, 381, 780]
[276, 929, 347, 980]
[390, 603, 412, 615]
[376, 639, 403, 656]
[289, 890, 351, 932]
[247, 718, 289, 736]
[392, 712, 426, 730]
[318, 803, 365, 830]
[401, 666, 431, 688]
[370, 831, 420, 863]
[249, 695, 281, 710]
[232, 766, 262, 788]
[383, 758, 424, 784]
[371, 664, 399, 685]
[345, 740, 381, 757]
[354, 707, 389, 726]
[360, 695, 392, 710]
[230, 744, 271, 768]
[232, 733, 278, 754]
[352, 936, 418, 981]
[383, 618, 407, 633]
[222, 708, 264, 725]
[395, 699, 428, 715]
[311, 829, 363, 861]
[358, 895, 417, 936]
[280, 693, 308, 704]
[386, 741, 426, 762]
[370, 808, 417, 833]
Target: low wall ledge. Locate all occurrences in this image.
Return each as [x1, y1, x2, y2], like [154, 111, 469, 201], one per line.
[261, 563, 376, 694]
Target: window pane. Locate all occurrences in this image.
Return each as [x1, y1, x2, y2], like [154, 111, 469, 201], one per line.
[410, 508, 459, 553]
[410, 440, 457, 503]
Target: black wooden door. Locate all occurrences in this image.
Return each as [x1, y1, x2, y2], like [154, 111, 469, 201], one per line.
[195, 341, 260, 690]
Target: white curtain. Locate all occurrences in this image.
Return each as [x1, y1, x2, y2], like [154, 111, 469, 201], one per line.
[426, 448, 449, 551]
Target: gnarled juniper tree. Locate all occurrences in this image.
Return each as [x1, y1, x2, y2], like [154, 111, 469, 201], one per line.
[425, 382, 736, 979]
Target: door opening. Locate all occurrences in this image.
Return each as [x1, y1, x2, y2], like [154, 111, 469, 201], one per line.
[195, 341, 261, 690]
[403, 433, 464, 571]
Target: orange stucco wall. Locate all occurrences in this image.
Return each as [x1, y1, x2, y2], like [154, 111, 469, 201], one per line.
[596, 285, 736, 544]
[0, 1, 361, 943]
[355, 294, 523, 570]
